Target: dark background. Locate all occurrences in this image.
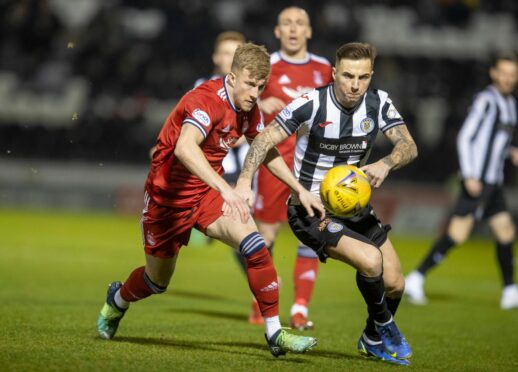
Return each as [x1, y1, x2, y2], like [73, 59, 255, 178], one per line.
[1, 0, 517, 185]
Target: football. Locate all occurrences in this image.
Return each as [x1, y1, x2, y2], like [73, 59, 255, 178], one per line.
[319, 164, 371, 217]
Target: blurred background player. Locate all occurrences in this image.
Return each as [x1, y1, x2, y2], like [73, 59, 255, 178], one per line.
[96, 43, 321, 356]
[236, 42, 417, 365]
[244, 6, 333, 329]
[405, 53, 518, 309]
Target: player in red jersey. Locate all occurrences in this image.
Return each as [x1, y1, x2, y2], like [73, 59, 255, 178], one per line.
[96, 43, 324, 357]
[244, 6, 333, 329]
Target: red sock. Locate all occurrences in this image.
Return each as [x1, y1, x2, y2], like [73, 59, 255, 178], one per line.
[293, 256, 319, 307]
[119, 266, 165, 302]
[245, 247, 279, 318]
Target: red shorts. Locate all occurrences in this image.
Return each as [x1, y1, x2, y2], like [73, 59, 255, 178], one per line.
[254, 140, 294, 224]
[141, 188, 224, 258]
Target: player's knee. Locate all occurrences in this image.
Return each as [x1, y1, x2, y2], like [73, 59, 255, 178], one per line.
[360, 249, 383, 277]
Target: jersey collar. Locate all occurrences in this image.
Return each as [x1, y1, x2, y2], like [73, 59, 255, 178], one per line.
[329, 84, 364, 114]
[223, 75, 238, 112]
[278, 50, 310, 65]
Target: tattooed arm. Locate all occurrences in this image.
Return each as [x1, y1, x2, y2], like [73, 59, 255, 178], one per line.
[236, 121, 325, 218]
[361, 124, 418, 188]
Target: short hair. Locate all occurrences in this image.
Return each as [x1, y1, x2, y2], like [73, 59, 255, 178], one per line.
[214, 31, 246, 50]
[490, 51, 517, 68]
[231, 42, 271, 80]
[335, 42, 377, 68]
[277, 6, 311, 26]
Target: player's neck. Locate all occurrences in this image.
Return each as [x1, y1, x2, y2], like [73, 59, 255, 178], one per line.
[223, 75, 239, 111]
[280, 49, 309, 63]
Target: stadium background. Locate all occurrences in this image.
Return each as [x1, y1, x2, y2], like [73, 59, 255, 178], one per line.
[1, 0, 517, 235]
[2, 1, 518, 370]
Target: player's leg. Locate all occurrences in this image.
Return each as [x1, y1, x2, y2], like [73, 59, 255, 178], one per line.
[407, 184, 479, 304]
[406, 214, 473, 304]
[326, 235, 411, 361]
[97, 194, 188, 340]
[197, 189, 317, 356]
[488, 211, 518, 309]
[290, 242, 319, 330]
[244, 220, 281, 325]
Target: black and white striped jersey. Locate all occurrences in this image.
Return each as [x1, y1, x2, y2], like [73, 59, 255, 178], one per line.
[275, 84, 405, 194]
[457, 85, 517, 185]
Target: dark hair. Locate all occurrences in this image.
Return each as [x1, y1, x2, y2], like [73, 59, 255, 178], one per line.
[490, 51, 517, 68]
[335, 42, 377, 68]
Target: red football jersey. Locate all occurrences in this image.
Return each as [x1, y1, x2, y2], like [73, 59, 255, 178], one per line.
[261, 51, 333, 155]
[146, 77, 264, 208]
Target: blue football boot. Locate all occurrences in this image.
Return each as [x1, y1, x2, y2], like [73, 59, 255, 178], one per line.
[375, 319, 412, 359]
[358, 333, 410, 366]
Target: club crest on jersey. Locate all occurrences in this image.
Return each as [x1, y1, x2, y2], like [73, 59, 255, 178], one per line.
[360, 117, 375, 134]
[256, 122, 265, 132]
[327, 222, 344, 233]
[192, 109, 210, 127]
[313, 71, 323, 86]
[279, 106, 293, 120]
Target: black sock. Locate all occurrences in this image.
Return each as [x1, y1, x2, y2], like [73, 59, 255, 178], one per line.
[364, 296, 402, 341]
[356, 272, 391, 324]
[496, 241, 514, 287]
[417, 234, 456, 275]
[387, 296, 402, 316]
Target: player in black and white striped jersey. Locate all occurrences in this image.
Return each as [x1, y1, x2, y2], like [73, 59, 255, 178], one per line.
[236, 42, 418, 365]
[406, 53, 518, 309]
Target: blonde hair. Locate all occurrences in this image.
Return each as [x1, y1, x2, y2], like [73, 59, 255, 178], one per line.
[231, 42, 271, 80]
[214, 31, 246, 50]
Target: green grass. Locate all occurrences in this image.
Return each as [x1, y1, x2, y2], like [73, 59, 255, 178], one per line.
[1, 208, 517, 371]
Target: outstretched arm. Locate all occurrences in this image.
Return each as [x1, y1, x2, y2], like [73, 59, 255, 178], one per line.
[238, 121, 289, 185]
[361, 124, 418, 188]
[175, 124, 250, 223]
[237, 121, 325, 218]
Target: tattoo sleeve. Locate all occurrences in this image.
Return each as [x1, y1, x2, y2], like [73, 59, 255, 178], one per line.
[381, 124, 418, 170]
[240, 121, 289, 183]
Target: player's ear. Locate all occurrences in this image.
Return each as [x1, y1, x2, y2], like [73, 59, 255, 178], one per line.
[274, 26, 281, 40]
[332, 67, 336, 81]
[227, 71, 236, 87]
[307, 26, 312, 40]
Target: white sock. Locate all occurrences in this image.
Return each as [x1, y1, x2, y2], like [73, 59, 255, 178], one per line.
[114, 289, 130, 309]
[290, 303, 308, 317]
[264, 316, 281, 340]
[374, 315, 393, 327]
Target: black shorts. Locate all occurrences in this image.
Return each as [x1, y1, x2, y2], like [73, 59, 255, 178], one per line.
[452, 182, 507, 220]
[287, 204, 391, 263]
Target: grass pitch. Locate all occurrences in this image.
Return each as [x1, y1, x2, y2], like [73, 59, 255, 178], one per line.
[1, 208, 517, 371]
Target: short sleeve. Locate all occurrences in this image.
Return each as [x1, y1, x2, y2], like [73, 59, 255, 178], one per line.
[275, 94, 315, 135]
[379, 96, 405, 132]
[182, 93, 220, 138]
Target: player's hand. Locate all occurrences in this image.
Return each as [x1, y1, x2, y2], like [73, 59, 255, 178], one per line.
[464, 178, 482, 197]
[258, 97, 286, 115]
[220, 188, 250, 224]
[234, 182, 255, 209]
[360, 161, 390, 188]
[297, 188, 326, 220]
